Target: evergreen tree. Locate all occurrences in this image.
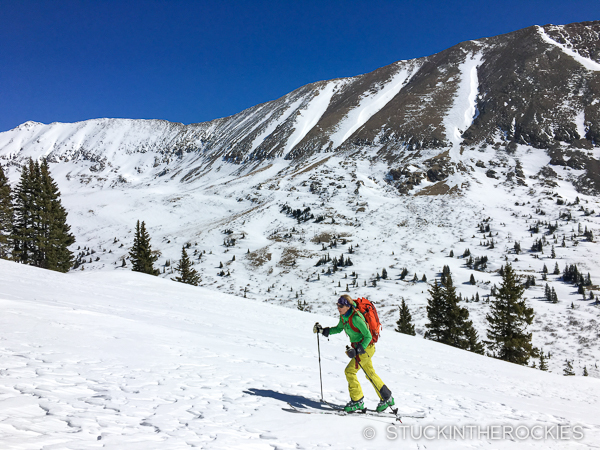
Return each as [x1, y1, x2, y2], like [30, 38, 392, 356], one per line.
[469, 273, 476, 285]
[129, 220, 159, 275]
[173, 246, 200, 285]
[563, 359, 575, 376]
[539, 352, 548, 371]
[583, 366, 588, 376]
[12, 159, 37, 264]
[39, 160, 75, 271]
[553, 262, 560, 275]
[424, 280, 446, 342]
[11, 159, 74, 271]
[485, 263, 535, 365]
[551, 287, 558, 303]
[395, 299, 416, 336]
[464, 323, 485, 355]
[425, 274, 483, 354]
[0, 165, 12, 259]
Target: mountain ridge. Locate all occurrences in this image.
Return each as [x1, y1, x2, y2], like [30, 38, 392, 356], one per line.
[1, 21, 600, 379]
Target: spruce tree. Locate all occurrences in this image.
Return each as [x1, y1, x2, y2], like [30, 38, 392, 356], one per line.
[12, 159, 37, 264]
[39, 160, 75, 271]
[0, 165, 12, 259]
[539, 352, 548, 371]
[11, 159, 74, 271]
[173, 246, 200, 285]
[129, 220, 159, 275]
[425, 274, 483, 354]
[395, 299, 416, 336]
[464, 323, 485, 355]
[563, 359, 575, 376]
[424, 280, 446, 342]
[485, 263, 535, 365]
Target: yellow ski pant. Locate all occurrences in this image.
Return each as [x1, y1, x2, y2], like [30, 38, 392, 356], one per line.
[345, 344, 386, 401]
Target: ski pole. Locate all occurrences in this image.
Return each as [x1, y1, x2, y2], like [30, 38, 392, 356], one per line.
[317, 323, 324, 401]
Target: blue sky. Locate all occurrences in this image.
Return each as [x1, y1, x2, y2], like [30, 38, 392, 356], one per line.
[1, 0, 599, 132]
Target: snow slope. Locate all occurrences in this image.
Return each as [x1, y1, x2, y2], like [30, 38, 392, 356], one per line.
[0, 260, 599, 449]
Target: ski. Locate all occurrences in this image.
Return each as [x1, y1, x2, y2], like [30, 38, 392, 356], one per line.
[285, 402, 426, 420]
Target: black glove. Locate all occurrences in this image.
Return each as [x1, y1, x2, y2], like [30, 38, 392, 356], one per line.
[313, 323, 323, 334]
[322, 327, 330, 338]
[346, 344, 365, 359]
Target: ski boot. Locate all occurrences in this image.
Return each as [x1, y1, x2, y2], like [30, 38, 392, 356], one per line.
[376, 395, 395, 412]
[344, 397, 365, 412]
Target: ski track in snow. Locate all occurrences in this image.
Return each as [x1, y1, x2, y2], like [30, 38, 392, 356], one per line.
[0, 262, 599, 449]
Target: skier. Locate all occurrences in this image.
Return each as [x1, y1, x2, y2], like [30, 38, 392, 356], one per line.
[313, 294, 395, 413]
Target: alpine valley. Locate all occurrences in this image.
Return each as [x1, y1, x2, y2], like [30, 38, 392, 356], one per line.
[2, 20, 600, 383]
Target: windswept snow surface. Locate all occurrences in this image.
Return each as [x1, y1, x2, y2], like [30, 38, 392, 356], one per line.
[0, 261, 599, 449]
[537, 26, 600, 72]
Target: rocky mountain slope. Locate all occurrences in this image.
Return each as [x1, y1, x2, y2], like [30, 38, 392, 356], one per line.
[1, 21, 600, 377]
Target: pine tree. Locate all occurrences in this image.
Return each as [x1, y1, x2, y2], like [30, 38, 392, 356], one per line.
[469, 273, 476, 285]
[39, 160, 75, 271]
[12, 159, 38, 264]
[553, 262, 560, 275]
[539, 352, 548, 371]
[0, 165, 13, 259]
[11, 159, 74, 271]
[583, 366, 588, 376]
[424, 280, 446, 342]
[173, 246, 200, 285]
[425, 274, 483, 354]
[464, 323, 485, 354]
[551, 287, 558, 303]
[129, 220, 159, 275]
[563, 359, 575, 376]
[485, 263, 535, 365]
[395, 299, 416, 336]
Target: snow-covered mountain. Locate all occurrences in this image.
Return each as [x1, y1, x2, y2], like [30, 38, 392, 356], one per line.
[1, 260, 598, 449]
[1, 21, 600, 379]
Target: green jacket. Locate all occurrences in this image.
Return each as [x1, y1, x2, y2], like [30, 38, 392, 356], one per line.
[329, 308, 372, 349]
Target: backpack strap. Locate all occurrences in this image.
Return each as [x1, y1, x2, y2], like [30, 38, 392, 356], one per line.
[348, 310, 359, 333]
[348, 310, 373, 347]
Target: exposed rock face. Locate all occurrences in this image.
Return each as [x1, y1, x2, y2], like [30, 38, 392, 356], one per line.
[1, 21, 599, 193]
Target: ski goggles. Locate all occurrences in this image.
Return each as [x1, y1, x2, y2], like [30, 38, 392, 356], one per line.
[337, 297, 352, 308]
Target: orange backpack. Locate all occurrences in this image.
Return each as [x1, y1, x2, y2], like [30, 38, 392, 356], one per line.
[349, 297, 382, 345]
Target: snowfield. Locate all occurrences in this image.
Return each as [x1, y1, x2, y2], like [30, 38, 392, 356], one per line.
[0, 260, 599, 449]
